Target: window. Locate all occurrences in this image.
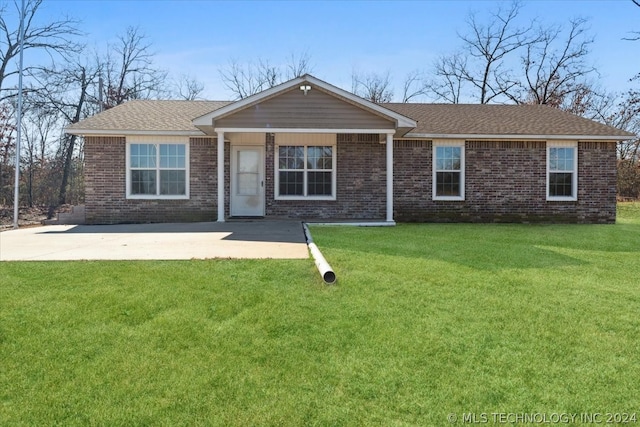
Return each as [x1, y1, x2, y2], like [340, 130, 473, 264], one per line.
[433, 144, 465, 200]
[127, 143, 188, 199]
[547, 144, 577, 200]
[276, 145, 335, 199]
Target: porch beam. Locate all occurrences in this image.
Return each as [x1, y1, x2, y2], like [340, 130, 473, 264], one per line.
[213, 127, 396, 134]
[386, 132, 394, 223]
[217, 130, 225, 222]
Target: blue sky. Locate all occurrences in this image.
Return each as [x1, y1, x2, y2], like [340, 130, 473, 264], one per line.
[34, 0, 640, 100]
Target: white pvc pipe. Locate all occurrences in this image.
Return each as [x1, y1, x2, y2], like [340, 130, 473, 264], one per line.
[303, 223, 336, 284]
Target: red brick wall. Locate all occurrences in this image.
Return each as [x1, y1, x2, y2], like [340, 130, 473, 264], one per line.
[393, 140, 617, 223]
[265, 133, 387, 219]
[84, 135, 616, 224]
[84, 136, 217, 224]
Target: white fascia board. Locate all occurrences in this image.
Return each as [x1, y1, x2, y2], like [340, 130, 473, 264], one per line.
[193, 74, 417, 129]
[64, 129, 205, 137]
[214, 127, 397, 134]
[404, 133, 635, 141]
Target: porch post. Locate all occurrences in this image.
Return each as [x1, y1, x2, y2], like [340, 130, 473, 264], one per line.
[386, 132, 394, 223]
[217, 130, 225, 222]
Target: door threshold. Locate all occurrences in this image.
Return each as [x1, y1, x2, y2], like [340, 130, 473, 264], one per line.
[227, 216, 265, 221]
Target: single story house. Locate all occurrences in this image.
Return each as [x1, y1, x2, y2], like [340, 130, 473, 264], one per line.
[66, 74, 635, 224]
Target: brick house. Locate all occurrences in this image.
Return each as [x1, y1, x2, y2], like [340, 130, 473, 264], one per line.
[66, 75, 635, 224]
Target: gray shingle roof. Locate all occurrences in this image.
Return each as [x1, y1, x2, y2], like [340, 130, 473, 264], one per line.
[383, 103, 635, 138]
[66, 100, 231, 133]
[67, 99, 635, 139]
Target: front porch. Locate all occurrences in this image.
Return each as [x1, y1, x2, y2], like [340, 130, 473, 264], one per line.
[192, 75, 416, 224]
[219, 131, 396, 223]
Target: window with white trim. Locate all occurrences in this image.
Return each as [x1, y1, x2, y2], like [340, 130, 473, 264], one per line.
[547, 144, 577, 200]
[127, 143, 189, 199]
[276, 145, 335, 199]
[433, 144, 465, 200]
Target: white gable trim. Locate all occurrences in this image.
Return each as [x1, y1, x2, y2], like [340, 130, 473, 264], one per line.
[193, 74, 416, 129]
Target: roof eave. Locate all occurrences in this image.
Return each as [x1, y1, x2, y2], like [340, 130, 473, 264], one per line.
[404, 133, 636, 141]
[65, 128, 206, 137]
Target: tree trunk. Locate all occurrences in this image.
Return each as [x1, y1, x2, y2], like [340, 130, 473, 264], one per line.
[58, 69, 88, 206]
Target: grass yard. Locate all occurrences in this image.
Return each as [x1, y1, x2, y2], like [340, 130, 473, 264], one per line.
[1, 204, 639, 426]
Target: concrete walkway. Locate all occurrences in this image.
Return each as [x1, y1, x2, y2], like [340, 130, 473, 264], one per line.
[0, 221, 309, 261]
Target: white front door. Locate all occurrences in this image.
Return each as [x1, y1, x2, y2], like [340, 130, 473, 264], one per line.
[231, 146, 265, 217]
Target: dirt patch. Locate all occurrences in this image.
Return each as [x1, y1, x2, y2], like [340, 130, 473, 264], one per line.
[0, 205, 72, 231]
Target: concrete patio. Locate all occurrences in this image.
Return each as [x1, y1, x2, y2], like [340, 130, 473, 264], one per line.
[0, 221, 309, 261]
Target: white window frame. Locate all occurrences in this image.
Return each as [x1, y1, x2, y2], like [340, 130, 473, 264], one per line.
[274, 143, 336, 201]
[126, 138, 190, 200]
[546, 141, 578, 201]
[432, 141, 465, 201]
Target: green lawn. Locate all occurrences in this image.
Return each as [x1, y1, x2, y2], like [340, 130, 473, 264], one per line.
[1, 204, 639, 426]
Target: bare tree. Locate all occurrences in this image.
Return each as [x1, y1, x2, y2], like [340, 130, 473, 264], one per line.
[351, 70, 394, 103]
[514, 18, 596, 107]
[0, 0, 82, 101]
[171, 74, 205, 100]
[21, 26, 169, 208]
[21, 104, 61, 206]
[219, 52, 313, 100]
[0, 102, 15, 204]
[614, 90, 640, 198]
[219, 59, 274, 99]
[425, 1, 533, 103]
[425, 53, 468, 103]
[458, 1, 537, 103]
[285, 50, 313, 80]
[27, 53, 102, 206]
[102, 26, 168, 108]
[401, 69, 428, 103]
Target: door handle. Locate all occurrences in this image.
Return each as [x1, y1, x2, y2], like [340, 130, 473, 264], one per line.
[261, 180, 264, 187]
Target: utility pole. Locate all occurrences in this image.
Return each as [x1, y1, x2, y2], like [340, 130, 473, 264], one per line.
[13, 0, 26, 229]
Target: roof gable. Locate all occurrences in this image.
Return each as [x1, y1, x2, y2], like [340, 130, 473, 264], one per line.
[193, 74, 416, 132]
